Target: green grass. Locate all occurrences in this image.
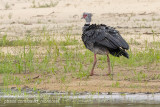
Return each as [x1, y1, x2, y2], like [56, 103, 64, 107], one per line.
[31, 1, 58, 8]
[3, 74, 21, 86]
[5, 3, 10, 10]
[117, 49, 160, 67]
[0, 30, 160, 87]
[0, 35, 79, 47]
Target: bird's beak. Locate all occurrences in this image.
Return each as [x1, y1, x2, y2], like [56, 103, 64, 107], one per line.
[81, 16, 84, 19]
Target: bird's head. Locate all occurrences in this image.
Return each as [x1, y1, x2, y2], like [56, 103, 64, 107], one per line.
[81, 12, 93, 22]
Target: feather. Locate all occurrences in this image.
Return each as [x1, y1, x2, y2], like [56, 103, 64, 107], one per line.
[82, 24, 129, 58]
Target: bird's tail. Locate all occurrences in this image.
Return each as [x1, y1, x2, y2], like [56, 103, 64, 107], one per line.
[108, 48, 129, 59]
[121, 50, 129, 58]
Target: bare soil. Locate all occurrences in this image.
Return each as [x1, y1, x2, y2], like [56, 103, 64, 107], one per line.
[6, 63, 160, 93]
[0, 0, 160, 93]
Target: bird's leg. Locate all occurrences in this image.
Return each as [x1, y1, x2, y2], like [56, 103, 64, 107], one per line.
[90, 54, 97, 76]
[107, 53, 111, 75]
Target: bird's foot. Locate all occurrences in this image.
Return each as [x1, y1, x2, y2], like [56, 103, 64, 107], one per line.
[90, 73, 102, 76]
[90, 73, 94, 76]
[90, 73, 113, 76]
[90, 70, 94, 76]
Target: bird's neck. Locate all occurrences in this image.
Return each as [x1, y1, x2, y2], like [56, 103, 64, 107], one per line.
[83, 21, 90, 32]
[84, 22, 90, 26]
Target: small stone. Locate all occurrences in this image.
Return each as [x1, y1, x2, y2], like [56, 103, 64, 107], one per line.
[108, 92, 112, 95]
[11, 87, 16, 90]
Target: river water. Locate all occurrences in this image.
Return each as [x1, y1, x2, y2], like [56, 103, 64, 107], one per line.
[0, 88, 160, 107]
[1, 103, 160, 107]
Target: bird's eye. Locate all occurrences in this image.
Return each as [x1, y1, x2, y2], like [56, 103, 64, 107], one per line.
[83, 15, 87, 18]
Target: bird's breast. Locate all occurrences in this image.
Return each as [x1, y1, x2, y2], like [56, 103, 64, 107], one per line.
[85, 42, 108, 55]
[93, 46, 108, 55]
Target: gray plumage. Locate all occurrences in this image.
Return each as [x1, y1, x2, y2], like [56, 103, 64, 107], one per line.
[82, 24, 129, 58]
[82, 12, 92, 23]
[81, 12, 129, 76]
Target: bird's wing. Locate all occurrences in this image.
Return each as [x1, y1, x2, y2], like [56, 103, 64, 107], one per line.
[106, 27, 129, 49]
[82, 25, 129, 50]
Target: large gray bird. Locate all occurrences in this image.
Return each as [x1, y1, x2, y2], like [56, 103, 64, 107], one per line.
[81, 12, 129, 76]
